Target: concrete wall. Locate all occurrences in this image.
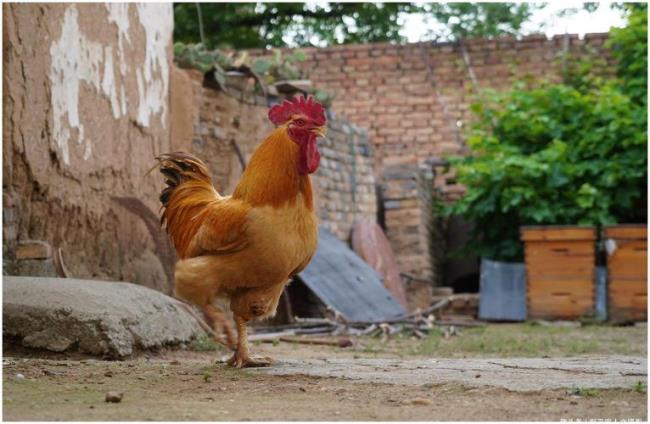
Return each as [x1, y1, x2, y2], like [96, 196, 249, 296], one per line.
[3, 4, 174, 291]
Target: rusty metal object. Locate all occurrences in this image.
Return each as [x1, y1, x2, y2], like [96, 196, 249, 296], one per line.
[351, 219, 409, 309]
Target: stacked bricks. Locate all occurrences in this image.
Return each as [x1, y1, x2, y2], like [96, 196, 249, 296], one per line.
[381, 163, 435, 281]
[171, 68, 275, 195]
[312, 116, 377, 240]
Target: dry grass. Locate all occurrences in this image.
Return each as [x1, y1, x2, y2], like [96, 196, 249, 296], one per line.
[356, 322, 647, 358]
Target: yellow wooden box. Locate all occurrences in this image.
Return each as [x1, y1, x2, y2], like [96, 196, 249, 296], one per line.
[521, 226, 596, 320]
[604, 225, 647, 323]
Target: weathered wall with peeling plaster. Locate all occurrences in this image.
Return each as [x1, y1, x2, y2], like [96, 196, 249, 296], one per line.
[3, 3, 173, 290]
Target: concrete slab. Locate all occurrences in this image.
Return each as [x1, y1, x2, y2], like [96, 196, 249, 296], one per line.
[257, 356, 647, 392]
[3, 276, 203, 358]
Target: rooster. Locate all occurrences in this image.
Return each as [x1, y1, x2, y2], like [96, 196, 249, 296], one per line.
[153, 95, 326, 367]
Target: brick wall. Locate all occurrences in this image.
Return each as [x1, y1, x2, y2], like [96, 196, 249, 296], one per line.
[274, 33, 610, 283]
[170, 68, 377, 242]
[296, 33, 610, 172]
[381, 164, 434, 280]
[313, 117, 377, 240]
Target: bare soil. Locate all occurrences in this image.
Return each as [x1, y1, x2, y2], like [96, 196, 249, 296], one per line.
[3, 324, 647, 421]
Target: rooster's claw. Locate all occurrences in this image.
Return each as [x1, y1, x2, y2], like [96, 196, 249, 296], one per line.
[227, 354, 273, 368]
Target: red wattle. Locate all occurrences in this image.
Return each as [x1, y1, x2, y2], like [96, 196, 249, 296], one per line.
[299, 135, 320, 174]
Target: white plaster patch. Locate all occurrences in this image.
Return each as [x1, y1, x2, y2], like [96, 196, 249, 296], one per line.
[49, 4, 172, 165]
[49, 6, 103, 165]
[105, 3, 130, 78]
[135, 3, 172, 128]
[105, 3, 131, 113]
[102, 46, 121, 119]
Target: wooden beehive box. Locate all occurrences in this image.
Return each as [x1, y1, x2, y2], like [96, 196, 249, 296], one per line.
[521, 226, 596, 320]
[604, 224, 647, 323]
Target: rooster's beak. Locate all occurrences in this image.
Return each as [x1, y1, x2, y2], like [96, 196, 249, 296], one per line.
[312, 126, 327, 138]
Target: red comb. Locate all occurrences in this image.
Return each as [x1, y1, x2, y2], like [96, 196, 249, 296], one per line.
[268, 95, 326, 127]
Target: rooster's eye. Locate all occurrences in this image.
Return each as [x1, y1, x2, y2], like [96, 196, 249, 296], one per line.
[294, 119, 306, 126]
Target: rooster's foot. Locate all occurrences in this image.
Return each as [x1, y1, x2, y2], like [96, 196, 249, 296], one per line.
[227, 353, 273, 368]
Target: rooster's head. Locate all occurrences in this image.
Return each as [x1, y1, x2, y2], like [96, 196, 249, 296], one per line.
[268, 95, 326, 174]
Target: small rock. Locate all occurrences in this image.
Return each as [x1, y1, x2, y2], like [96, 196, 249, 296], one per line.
[15, 373, 25, 381]
[105, 391, 123, 403]
[402, 398, 432, 406]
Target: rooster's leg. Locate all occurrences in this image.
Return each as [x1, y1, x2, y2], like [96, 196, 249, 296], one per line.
[227, 315, 272, 368]
[203, 303, 237, 350]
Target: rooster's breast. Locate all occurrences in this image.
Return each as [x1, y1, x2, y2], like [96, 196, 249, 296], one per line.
[245, 194, 318, 280]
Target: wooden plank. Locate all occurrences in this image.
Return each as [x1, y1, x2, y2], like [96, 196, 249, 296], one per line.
[521, 226, 596, 242]
[527, 278, 593, 292]
[529, 296, 593, 310]
[609, 278, 647, 323]
[609, 279, 647, 296]
[528, 296, 595, 307]
[609, 240, 648, 254]
[609, 294, 647, 322]
[528, 299, 594, 319]
[528, 275, 595, 320]
[524, 239, 595, 280]
[525, 240, 595, 254]
[526, 263, 594, 279]
[608, 256, 647, 280]
[604, 225, 647, 240]
[610, 295, 647, 310]
[526, 252, 593, 265]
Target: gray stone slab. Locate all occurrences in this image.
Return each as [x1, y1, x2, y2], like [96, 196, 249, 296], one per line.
[257, 356, 647, 392]
[3, 276, 203, 358]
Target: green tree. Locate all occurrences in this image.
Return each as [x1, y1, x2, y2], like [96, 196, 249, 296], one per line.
[446, 5, 647, 262]
[422, 2, 538, 41]
[173, 2, 539, 49]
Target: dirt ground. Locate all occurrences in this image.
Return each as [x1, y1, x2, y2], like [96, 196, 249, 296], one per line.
[3, 323, 648, 421]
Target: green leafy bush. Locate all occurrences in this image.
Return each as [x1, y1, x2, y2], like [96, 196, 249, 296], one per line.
[447, 6, 647, 262]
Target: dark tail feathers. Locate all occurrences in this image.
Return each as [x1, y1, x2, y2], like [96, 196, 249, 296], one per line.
[153, 152, 213, 208]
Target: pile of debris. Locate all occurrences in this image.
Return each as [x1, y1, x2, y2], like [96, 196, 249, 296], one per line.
[249, 295, 484, 347]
